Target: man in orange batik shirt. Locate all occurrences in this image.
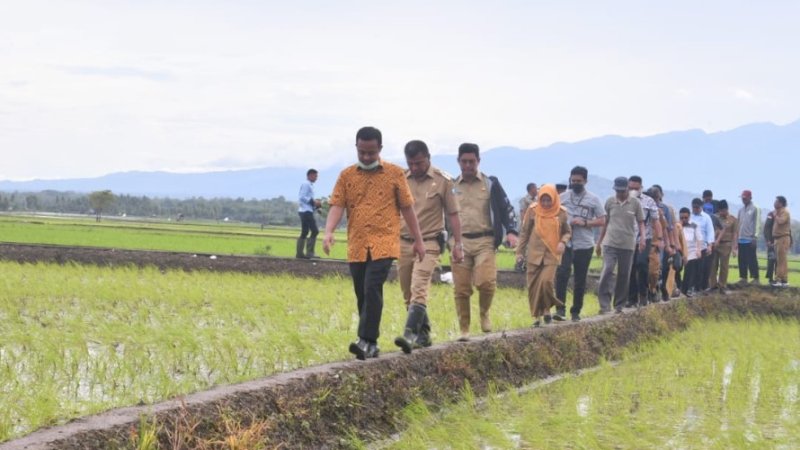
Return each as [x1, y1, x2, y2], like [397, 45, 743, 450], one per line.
[323, 126, 425, 360]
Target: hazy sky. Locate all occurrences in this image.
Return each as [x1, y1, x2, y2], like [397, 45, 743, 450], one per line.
[2, 1, 799, 180]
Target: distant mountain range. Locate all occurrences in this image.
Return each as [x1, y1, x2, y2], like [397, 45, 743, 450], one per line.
[3, 119, 798, 212]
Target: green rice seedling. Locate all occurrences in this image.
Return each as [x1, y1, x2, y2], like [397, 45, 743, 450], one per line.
[131, 414, 159, 450]
[0, 260, 541, 441]
[385, 317, 800, 449]
[0, 216, 350, 260]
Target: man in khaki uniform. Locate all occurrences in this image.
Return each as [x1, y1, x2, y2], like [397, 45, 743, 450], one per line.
[771, 195, 791, 287]
[452, 143, 518, 341]
[395, 140, 464, 353]
[709, 200, 738, 292]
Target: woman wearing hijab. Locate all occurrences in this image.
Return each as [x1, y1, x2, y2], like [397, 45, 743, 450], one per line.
[516, 184, 572, 327]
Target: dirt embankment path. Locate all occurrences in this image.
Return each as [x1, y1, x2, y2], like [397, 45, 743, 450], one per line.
[0, 242, 536, 289]
[2, 290, 797, 450]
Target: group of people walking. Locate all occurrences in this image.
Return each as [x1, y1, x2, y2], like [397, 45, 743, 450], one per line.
[302, 126, 792, 360]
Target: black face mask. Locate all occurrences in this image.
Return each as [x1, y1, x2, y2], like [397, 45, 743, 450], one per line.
[570, 183, 585, 194]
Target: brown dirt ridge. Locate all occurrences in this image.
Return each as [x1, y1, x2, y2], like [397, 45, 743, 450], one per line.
[0, 242, 530, 288]
[2, 289, 797, 449]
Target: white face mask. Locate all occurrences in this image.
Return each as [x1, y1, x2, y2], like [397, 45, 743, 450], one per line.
[357, 160, 380, 171]
[630, 189, 640, 198]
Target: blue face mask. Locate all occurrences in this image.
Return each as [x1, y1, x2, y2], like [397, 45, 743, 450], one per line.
[357, 160, 380, 171]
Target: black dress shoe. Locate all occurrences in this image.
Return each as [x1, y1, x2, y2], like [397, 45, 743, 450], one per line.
[416, 333, 432, 348]
[349, 338, 370, 361]
[366, 343, 380, 358]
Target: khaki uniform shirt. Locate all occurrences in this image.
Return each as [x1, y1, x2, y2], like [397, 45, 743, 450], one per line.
[773, 209, 792, 238]
[454, 172, 493, 235]
[329, 161, 414, 262]
[401, 165, 459, 240]
[717, 215, 738, 243]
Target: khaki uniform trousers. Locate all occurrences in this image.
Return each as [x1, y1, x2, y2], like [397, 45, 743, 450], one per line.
[648, 244, 661, 294]
[666, 265, 677, 296]
[709, 241, 733, 289]
[526, 262, 562, 318]
[775, 235, 791, 283]
[398, 240, 442, 307]
[452, 236, 496, 333]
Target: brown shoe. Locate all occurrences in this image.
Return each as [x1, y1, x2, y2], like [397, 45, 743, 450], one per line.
[480, 314, 492, 333]
[458, 331, 470, 342]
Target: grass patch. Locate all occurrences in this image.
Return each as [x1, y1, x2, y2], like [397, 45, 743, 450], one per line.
[0, 214, 527, 269]
[0, 260, 558, 441]
[387, 316, 800, 449]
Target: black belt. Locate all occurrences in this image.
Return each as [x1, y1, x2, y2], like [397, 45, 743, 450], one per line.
[462, 230, 494, 239]
[400, 235, 440, 243]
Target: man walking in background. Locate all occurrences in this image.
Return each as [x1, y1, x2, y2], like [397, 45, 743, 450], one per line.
[296, 169, 321, 259]
[519, 183, 538, 219]
[516, 182, 538, 272]
[627, 175, 663, 307]
[452, 143, 518, 341]
[650, 185, 679, 301]
[690, 198, 715, 293]
[771, 196, 791, 287]
[765, 209, 777, 284]
[596, 177, 646, 314]
[736, 189, 761, 285]
[323, 126, 425, 360]
[394, 140, 463, 353]
[554, 166, 605, 322]
[708, 200, 737, 293]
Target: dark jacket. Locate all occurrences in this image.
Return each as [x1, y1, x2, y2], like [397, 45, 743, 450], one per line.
[485, 175, 519, 248]
[764, 211, 775, 244]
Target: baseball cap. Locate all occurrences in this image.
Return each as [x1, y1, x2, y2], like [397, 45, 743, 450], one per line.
[613, 176, 628, 191]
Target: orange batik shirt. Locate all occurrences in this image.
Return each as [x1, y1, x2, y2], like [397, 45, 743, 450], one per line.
[329, 161, 414, 262]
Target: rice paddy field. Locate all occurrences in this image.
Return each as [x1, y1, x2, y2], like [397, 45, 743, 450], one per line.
[0, 260, 563, 442]
[2, 213, 797, 274]
[2, 213, 799, 446]
[384, 317, 800, 449]
[0, 214, 525, 268]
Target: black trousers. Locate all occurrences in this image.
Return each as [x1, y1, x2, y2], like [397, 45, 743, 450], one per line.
[699, 250, 712, 291]
[737, 242, 759, 281]
[682, 259, 702, 294]
[298, 211, 318, 239]
[629, 239, 652, 304]
[766, 256, 777, 282]
[555, 247, 594, 316]
[349, 255, 394, 343]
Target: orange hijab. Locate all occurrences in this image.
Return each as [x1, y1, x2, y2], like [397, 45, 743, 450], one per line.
[534, 184, 562, 256]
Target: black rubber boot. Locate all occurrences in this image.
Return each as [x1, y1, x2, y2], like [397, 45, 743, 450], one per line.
[394, 303, 426, 354]
[305, 237, 319, 258]
[295, 238, 306, 259]
[349, 338, 369, 360]
[417, 311, 432, 348]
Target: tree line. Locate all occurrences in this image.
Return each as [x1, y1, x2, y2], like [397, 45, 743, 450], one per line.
[0, 190, 330, 226]
[0, 189, 795, 253]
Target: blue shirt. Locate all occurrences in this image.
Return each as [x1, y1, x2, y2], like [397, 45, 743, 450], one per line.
[298, 181, 315, 213]
[690, 211, 715, 250]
